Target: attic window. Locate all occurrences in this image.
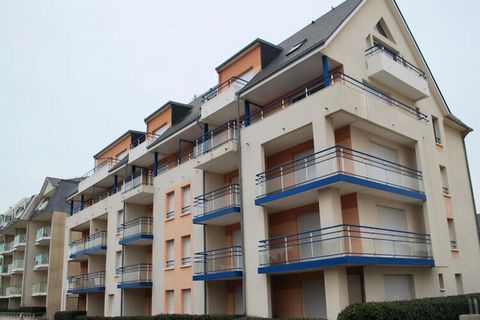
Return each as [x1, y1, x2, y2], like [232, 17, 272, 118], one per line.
[374, 18, 394, 42]
[286, 39, 306, 56]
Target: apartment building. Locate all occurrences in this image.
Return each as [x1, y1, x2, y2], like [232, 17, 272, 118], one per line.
[59, 0, 480, 319]
[0, 177, 79, 319]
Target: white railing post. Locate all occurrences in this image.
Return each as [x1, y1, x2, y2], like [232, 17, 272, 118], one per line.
[280, 166, 284, 191]
[309, 232, 314, 259]
[284, 237, 289, 264]
[347, 225, 352, 255]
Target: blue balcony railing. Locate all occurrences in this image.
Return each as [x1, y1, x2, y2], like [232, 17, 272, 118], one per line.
[69, 231, 107, 259]
[193, 246, 243, 281]
[193, 184, 241, 224]
[201, 77, 248, 102]
[255, 145, 425, 204]
[67, 271, 105, 293]
[117, 263, 152, 288]
[258, 224, 433, 273]
[117, 217, 153, 245]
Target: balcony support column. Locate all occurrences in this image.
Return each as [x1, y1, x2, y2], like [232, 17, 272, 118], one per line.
[153, 152, 158, 177]
[318, 188, 343, 228]
[324, 267, 349, 320]
[322, 55, 330, 86]
[69, 201, 74, 215]
[244, 100, 251, 127]
[132, 165, 136, 179]
[80, 195, 84, 210]
[114, 175, 118, 193]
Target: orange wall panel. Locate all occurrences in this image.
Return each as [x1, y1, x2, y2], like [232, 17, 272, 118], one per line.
[444, 195, 454, 219]
[266, 140, 314, 170]
[95, 135, 131, 163]
[146, 107, 172, 134]
[218, 46, 261, 85]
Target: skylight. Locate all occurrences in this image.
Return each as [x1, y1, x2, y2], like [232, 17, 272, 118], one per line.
[286, 39, 306, 56]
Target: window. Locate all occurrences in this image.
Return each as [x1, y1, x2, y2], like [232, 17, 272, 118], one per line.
[166, 240, 175, 269]
[438, 273, 445, 292]
[455, 274, 464, 294]
[116, 149, 128, 160]
[384, 275, 414, 301]
[154, 124, 168, 136]
[166, 290, 174, 314]
[432, 116, 442, 144]
[373, 19, 394, 41]
[448, 220, 457, 250]
[166, 192, 175, 220]
[181, 185, 191, 215]
[181, 236, 191, 266]
[440, 166, 449, 194]
[182, 289, 192, 314]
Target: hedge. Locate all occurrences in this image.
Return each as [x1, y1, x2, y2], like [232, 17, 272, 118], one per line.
[54, 311, 87, 320]
[338, 293, 480, 320]
[0, 307, 46, 315]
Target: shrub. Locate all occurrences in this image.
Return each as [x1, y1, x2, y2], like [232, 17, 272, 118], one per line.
[54, 310, 87, 320]
[338, 293, 480, 320]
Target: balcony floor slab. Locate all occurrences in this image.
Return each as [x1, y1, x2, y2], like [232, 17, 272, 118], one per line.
[193, 206, 241, 225]
[193, 270, 243, 281]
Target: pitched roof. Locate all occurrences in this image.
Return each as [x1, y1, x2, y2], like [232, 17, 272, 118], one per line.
[239, 0, 363, 94]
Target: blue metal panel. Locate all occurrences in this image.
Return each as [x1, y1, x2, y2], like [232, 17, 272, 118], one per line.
[193, 206, 241, 225]
[67, 286, 106, 294]
[154, 152, 159, 177]
[244, 100, 251, 127]
[119, 233, 154, 245]
[117, 281, 153, 289]
[84, 245, 107, 255]
[255, 173, 426, 205]
[193, 270, 243, 281]
[258, 256, 435, 274]
[322, 55, 330, 86]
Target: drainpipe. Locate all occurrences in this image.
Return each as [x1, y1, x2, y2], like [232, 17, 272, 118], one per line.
[236, 95, 247, 315]
[202, 171, 207, 314]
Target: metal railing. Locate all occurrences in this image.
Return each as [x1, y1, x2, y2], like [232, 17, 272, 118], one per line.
[35, 226, 51, 242]
[121, 169, 153, 193]
[165, 259, 175, 269]
[6, 284, 22, 296]
[117, 217, 153, 240]
[157, 152, 194, 176]
[69, 231, 107, 257]
[12, 259, 24, 271]
[117, 263, 152, 284]
[32, 282, 47, 295]
[0, 242, 11, 253]
[194, 246, 243, 275]
[255, 145, 424, 198]
[34, 253, 49, 267]
[194, 184, 241, 218]
[0, 265, 8, 274]
[130, 133, 160, 149]
[71, 187, 116, 215]
[259, 224, 432, 267]
[193, 121, 239, 158]
[80, 158, 120, 179]
[68, 271, 105, 291]
[365, 44, 426, 79]
[13, 234, 26, 247]
[201, 76, 248, 102]
[246, 72, 428, 126]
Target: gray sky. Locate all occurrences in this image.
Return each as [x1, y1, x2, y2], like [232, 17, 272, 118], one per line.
[0, 0, 479, 213]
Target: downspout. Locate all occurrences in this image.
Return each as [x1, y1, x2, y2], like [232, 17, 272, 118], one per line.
[236, 95, 247, 315]
[202, 171, 207, 314]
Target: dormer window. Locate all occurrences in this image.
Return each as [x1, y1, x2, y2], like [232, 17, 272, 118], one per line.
[36, 198, 49, 211]
[374, 18, 394, 42]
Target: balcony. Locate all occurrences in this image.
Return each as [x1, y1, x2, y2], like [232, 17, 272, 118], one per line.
[255, 146, 425, 209]
[35, 227, 51, 246]
[193, 184, 241, 225]
[129, 133, 159, 163]
[32, 282, 47, 296]
[258, 224, 433, 273]
[365, 45, 428, 100]
[11, 259, 24, 274]
[0, 265, 8, 276]
[13, 234, 26, 250]
[121, 170, 154, 204]
[70, 188, 115, 216]
[6, 285, 22, 297]
[193, 246, 243, 281]
[200, 77, 248, 123]
[77, 158, 119, 194]
[67, 271, 105, 294]
[117, 263, 152, 288]
[192, 121, 239, 174]
[118, 217, 153, 245]
[69, 231, 107, 259]
[33, 253, 49, 271]
[0, 242, 13, 255]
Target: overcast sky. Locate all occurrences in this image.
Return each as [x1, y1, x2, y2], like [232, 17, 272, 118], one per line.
[0, 0, 478, 213]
